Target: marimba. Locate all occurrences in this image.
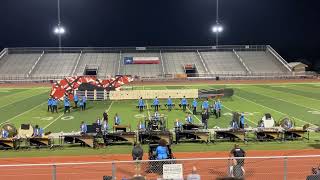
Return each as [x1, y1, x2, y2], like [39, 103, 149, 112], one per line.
[138, 130, 173, 144]
[0, 138, 18, 149]
[284, 128, 309, 140]
[214, 128, 246, 142]
[105, 132, 136, 145]
[176, 124, 210, 143]
[63, 134, 95, 148]
[29, 136, 52, 147]
[255, 128, 283, 141]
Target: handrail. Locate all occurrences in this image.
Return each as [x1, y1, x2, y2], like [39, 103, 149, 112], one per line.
[159, 50, 166, 75]
[71, 51, 82, 76]
[267, 45, 292, 72]
[27, 51, 44, 78]
[117, 51, 122, 75]
[233, 49, 251, 74]
[196, 50, 209, 74]
[0, 48, 8, 60]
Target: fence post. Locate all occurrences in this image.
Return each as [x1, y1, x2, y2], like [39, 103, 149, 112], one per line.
[284, 157, 288, 180]
[52, 164, 56, 180]
[112, 161, 116, 180]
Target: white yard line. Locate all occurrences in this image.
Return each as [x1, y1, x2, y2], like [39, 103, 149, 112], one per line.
[249, 89, 320, 111]
[43, 113, 64, 129]
[105, 101, 114, 112]
[145, 100, 151, 117]
[0, 91, 47, 109]
[234, 95, 316, 127]
[0, 102, 46, 126]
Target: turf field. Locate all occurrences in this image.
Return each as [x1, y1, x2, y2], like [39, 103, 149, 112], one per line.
[1, 83, 320, 134]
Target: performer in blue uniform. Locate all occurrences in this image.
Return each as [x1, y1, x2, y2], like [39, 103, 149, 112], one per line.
[64, 95, 71, 114]
[239, 113, 245, 129]
[96, 117, 102, 125]
[214, 100, 222, 118]
[138, 120, 145, 130]
[73, 93, 79, 108]
[192, 98, 197, 115]
[185, 113, 193, 124]
[82, 95, 87, 110]
[80, 121, 87, 134]
[181, 96, 188, 112]
[78, 98, 84, 111]
[167, 96, 173, 111]
[1, 129, 9, 139]
[138, 97, 145, 112]
[114, 113, 121, 125]
[202, 99, 209, 111]
[47, 97, 53, 112]
[51, 97, 58, 113]
[153, 97, 159, 111]
[33, 125, 43, 137]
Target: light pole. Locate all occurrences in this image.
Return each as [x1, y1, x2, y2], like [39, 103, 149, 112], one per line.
[212, 0, 223, 47]
[53, 0, 65, 49]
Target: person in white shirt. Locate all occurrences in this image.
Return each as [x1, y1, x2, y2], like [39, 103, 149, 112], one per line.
[187, 166, 201, 180]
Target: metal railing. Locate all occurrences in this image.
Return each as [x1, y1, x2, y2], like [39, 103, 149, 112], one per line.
[0, 155, 319, 180]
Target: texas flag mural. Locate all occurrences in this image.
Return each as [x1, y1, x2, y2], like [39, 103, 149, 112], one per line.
[124, 57, 160, 64]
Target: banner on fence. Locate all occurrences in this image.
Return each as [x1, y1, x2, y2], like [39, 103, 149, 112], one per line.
[163, 164, 183, 179]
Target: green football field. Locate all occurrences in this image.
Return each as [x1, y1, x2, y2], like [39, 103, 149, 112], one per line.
[1, 83, 320, 134]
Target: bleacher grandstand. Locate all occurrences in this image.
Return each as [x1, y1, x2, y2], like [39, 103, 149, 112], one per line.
[0, 45, 309, 81]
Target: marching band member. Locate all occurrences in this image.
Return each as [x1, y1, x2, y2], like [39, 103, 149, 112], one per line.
[181, 96, 188, 112]
[214, 100, 222, 119]
[230, 119, 239, 129]
[82, 95, 87, 110]
[51, 97, 58, 113]
[73, 93, 79, 108]
[192, 98, 198, 115]
[33, 125, 43, 137]
[80, 121, 87, 134]
[47, 97, 53, 112]
[102, 119, 109, 135]
[167, 96, 173, 111]
[138, 97, 145, 112]
[138, 120, 146, 130]
[64, 95, 71, 114]
[185, 113, 193, 124]
[239, 113, 245, 129]
[103, 111, 108, 122]
[153, 97, 159, 111]
[78, 98, 84, 111]
[202, 98, 209, 111]
[1, 129, 9, 139]
[114, 113, 121, 125]
[154, 111, 160, 121]
[257, 120, 265, 128]
[175, 119, 182, 129]
[96, 117, 102, 125]
[201, 110, 209, 129]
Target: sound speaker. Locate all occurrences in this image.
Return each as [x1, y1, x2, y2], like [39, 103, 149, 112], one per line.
[216, 76, 220, 81]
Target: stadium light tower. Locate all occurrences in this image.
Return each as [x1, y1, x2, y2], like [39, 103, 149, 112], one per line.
[53, 0, 65, 49]
[212, 0, 223, 47]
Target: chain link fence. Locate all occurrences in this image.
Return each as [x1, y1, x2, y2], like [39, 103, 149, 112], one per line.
[0, 155, 320, 180]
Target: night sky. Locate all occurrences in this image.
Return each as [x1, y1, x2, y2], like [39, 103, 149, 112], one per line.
[1, 0, 320, 70]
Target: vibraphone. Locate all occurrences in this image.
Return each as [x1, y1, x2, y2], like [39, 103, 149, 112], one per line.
[29, 136, 53, 148]
[284, 128, 309, 140]
[138, 130, 173, 144]
[0, 138, 18, 149]
[175, 124, 210, 143]
[214, 128, 247, 142]
[255, 128, 283, 141]
[105, 132, 136, 145]
[62, 134, 95, 148]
